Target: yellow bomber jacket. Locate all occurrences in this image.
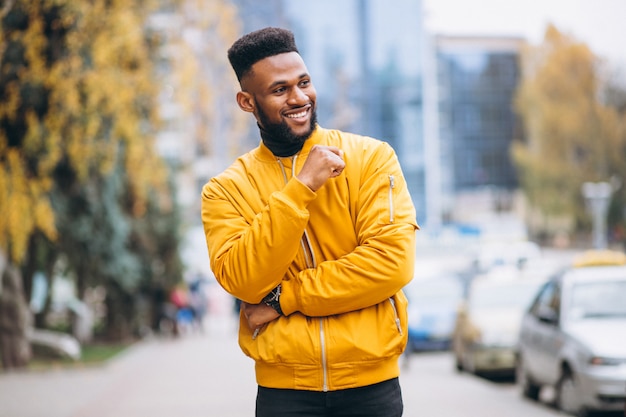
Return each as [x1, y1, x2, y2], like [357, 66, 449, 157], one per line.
[201, 126, 419, 392]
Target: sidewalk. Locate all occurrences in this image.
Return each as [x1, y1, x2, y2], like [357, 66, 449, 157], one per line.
[1, 248, 577, 417]
[0, 299, 258, 417]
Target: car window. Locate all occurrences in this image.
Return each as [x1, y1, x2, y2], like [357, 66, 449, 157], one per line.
[567, 280, 626, 320]
[529, 280, 560, 318]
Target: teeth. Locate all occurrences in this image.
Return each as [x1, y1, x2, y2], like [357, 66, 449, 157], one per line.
[286, 110, 307, 118]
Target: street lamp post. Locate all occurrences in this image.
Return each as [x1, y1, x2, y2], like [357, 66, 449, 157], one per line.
[581, 181, 614, 249]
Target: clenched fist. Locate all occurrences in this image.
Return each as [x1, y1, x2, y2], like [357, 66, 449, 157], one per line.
[297, 145, 345, 191]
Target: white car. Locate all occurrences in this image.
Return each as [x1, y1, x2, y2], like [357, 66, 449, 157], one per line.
[516, 250, 626, 416]
[452, 271, 547, 377]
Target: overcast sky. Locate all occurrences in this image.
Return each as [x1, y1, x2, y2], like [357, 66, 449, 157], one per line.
[422, 0, 626, 70]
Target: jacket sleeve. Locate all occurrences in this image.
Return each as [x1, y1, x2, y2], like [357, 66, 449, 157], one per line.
[280, 141, 419, 317]
[201, 166, 318, 303]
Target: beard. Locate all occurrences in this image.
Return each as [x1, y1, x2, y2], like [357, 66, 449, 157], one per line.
[256, 102, 318, 157]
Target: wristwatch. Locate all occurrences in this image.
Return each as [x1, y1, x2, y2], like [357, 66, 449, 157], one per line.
[262, 284, 283, 315]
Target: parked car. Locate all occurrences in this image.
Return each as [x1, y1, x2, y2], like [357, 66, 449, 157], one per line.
[452, 271, 547, 377]
[471, 240, 542, 274]
[405, 273, 464, 352]
[516, 250, 626, 416]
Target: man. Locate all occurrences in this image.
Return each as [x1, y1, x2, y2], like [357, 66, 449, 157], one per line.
[201, 27, 418, 417]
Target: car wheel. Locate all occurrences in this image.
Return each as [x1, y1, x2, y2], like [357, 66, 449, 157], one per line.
[556, 369, 587, 416]
[517, 355, 540, 401]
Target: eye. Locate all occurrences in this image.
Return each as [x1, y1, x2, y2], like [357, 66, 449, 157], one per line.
[273, 86, 286, 94]
[299, 79, 310, 87]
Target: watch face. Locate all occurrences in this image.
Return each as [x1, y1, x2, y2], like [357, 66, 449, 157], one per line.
[263, 285, 283, 315]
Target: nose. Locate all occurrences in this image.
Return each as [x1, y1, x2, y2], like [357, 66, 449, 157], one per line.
[287, 87, 308, 105]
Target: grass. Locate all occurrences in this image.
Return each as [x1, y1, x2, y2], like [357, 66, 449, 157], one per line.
[79, 343, 131, 363]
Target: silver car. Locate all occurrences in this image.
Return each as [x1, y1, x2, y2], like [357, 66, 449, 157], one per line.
[516, 253, 626, 416]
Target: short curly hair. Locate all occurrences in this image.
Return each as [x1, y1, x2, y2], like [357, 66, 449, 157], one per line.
[227, 27, 299, 82]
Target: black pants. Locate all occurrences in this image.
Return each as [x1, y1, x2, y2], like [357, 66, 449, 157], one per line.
[256, 377, 403, 417]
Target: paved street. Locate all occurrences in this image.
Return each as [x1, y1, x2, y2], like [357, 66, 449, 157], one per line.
[0, 309, 564, 417]
[0, 249, 582, 417]
[0, 309, 257, 417]
[0, 297, 564, 417]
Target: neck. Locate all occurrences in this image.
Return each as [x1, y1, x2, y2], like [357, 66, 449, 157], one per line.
[258, 123, 308, 157]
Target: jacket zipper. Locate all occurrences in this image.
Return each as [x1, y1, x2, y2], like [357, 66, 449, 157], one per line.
[388, 175, 395, 223]
[277, 157, 329, 392]
[319, 317, 328, 391]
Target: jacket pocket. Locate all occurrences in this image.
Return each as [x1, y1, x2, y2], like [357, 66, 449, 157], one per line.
[391, 290, 409, 346]
[239, 313, 320, 365]
[325, 293, 409, 365]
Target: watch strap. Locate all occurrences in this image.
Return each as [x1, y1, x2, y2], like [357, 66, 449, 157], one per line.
[262, 284, 283, 315]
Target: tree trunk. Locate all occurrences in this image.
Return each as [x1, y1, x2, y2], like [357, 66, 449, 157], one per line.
[0, 263, 32, 370]
[22, 233, 58, 328]
[104, 282, 134, 342]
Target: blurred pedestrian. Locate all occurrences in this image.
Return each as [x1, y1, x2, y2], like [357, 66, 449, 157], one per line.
[188, 274, 209, 332]
[201, 27, 418, 417]
[152, 285, 179, 337]
[170, 283, 194, 335]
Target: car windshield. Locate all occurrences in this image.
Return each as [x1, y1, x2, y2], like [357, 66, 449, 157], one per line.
[469, 280, 541, 311]
[568, 280, 626, 319]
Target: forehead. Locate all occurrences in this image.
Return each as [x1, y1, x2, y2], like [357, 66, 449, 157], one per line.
[243, 52, 309, 90]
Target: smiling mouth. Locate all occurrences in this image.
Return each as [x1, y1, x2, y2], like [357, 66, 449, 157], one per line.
[285, 106, 310, 119]
[286, 110, 307, 119]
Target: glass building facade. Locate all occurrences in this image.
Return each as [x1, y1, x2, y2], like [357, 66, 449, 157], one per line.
[230, 0, 427, 222]
[435, 36, 524, 221]
[163, 2, 526, 232]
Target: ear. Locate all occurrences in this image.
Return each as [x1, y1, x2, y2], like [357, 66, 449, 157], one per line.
[236, 91, 255, 113]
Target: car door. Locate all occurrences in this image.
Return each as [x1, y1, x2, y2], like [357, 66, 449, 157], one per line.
[533, 280, 564, 384]
[520, 280, 562, 383]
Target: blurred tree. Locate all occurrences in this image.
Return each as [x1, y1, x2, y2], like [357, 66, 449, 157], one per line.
[603, 75, 626, 247]
[159, 0, 249, 166]
[0, 0, 185, 363]
[511, 24, 626, 245]
[129, 173, 184, 338]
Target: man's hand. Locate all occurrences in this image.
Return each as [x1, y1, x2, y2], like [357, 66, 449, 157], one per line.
[297, 145, 345, 191]
[241, 302, 280, 332]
